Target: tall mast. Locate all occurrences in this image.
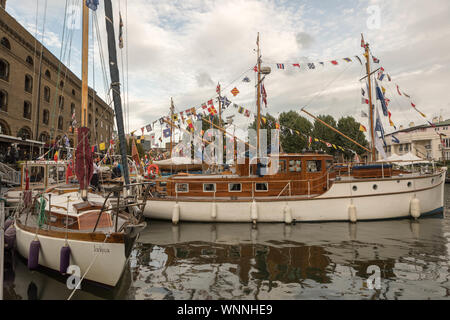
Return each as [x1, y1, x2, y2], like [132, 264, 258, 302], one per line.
[104, 0, 130, 185]
[218, 83, 222, 128]
[256, 32, 261, 157]
[81, 3, 89, 127]
[170, 97, 174, 157]
[363, 34, 376, 162]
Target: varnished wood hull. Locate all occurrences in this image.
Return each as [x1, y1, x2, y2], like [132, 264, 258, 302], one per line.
[143, 169, 446, 222]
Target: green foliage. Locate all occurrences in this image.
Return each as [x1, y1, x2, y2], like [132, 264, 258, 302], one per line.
[279, 111, 313, 153]
[311, 115, 339, 154]
[337, 116, 369, 158]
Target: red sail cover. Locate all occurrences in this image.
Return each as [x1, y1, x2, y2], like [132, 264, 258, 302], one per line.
[75, 127, 93, 190]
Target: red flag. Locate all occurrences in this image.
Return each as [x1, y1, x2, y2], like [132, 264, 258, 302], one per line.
[293, 63, 300, 68]
[331, 60, 338, 65]
[216, 83, 220, 94]
[261, 84, 267, 107]
[411, 102, 416, 108]
[253, 65, 257, 72]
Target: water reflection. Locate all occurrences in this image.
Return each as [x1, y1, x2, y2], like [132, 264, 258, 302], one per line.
[4, 186, 450, 300]
[129, 212, 450, 300]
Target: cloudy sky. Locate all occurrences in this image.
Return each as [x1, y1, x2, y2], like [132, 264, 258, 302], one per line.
[7, 0, 450, 141]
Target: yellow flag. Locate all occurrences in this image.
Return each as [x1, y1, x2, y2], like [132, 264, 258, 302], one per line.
[359, 124, 367, 132]
[99, 142, 106, 151]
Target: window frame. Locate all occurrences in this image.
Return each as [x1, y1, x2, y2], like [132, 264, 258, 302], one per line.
[255, 182, 269, 192]
[203, 183, 216, 192]
[228, 183, 242, 192]
[175, 183, 189, 193]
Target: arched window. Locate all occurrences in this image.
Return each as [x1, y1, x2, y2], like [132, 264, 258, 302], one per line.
[0, 90, 7, 112]
[45, 69, 51, 79]
[38, 132, 49, 143]
[1, 37, 10, 50]
[70, 103, 75, 115]
[44, 86, 50, 102]
[42, 109, 49, 125]
[25, 74, 33, 93]
[58, 95, 64, 109]
[23, 101, 32, 119]
[58, 116, 63, 130]
[0, 59, 9, 81]
[26, 56, 33, 66]
[0, 119, 10, 135]
[17, 126, 32, 140]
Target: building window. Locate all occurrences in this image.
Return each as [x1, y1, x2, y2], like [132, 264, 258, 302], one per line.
[0, 59, 9, 81]
[88, 114, 92, 125]
[0, 90, 7, 112]
[175, 183, 189, 193]
[26, 56, 33, 66]
[59, 80, 64, 89]
[228, 183, 242, 192]
[0, 120, 10, 135]
[88, 102, 92, 109]
[25, 74, 33, 93]
[43, 109, 49, 125]
[17, 127, 32, 140]
[255, 182, 268, 192]
[23, 101, 32, 119]
[58, 116, 64, 130]
[45, 69, 51, 79]
[1, 37, 10, 50]
[72, 89, 75, 96]
[44, 86, 50, 102]
[399, 144, 403, 152]
[203, 183, 216, 192]
[38, 132, 49, 143]
[306, 160, 322, 172]
[58, 95, 64, 109]
[70, 103, 75, 115]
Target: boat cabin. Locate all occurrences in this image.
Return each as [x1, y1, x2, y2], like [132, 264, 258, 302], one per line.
[155, 153, 335, 198]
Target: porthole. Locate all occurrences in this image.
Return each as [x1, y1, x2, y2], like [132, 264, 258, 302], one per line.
[352, 186, 357, 191]
[407, 182, 412, 187]
[372, 184, 378, 190]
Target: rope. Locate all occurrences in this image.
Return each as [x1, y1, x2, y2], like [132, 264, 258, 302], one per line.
[66, 233, 111, 300]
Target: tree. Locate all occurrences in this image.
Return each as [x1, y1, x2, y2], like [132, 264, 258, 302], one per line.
[279, 111, 313, 153]
[337, 116, 369, 159]
[311, 114, 339, 155]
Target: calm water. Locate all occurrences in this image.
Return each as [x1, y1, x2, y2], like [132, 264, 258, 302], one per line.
[3, 184, 450, 300]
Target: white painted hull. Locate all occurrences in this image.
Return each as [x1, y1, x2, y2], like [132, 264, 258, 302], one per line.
[143, 170, 446, 222]
[15, 224, 127, 287]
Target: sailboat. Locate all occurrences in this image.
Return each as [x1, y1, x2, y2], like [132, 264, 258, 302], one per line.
[13, 1, 148, 287]
[143, 34, 446, 223]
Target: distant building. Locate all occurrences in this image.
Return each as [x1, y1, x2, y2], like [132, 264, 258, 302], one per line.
[381, 116, 450, 161]
[0, 3, 114, 159]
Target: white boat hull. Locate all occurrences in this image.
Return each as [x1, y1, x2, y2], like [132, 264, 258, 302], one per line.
[143, 171, 446, 222]
[15, 224, 127, 287]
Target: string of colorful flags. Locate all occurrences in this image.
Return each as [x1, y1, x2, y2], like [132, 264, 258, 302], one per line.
[264, 54, 364, 71]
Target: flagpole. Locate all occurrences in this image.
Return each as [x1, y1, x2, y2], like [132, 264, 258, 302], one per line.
[301, 108, 370, 153]
[256, 32, 261, 158]
[170, 97, 174, 158]
[362, 34, 376, 162]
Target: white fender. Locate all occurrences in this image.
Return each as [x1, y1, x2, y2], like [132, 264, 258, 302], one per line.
[283, 205, 292, 224]
[211, 202, 217, 219]
[348, 203, 357, 223]
[251, 200, 258, 224]
[172, 203, 180, 225]
[410, 197, 421, 219]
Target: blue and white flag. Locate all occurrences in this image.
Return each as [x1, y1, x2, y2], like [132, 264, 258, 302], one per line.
[375, 79, 388, 117]
[375, 107, 386, 146]
[242, 76, 250, 82]
[86, 0, 99, 11]
[391, 135, 400, 143]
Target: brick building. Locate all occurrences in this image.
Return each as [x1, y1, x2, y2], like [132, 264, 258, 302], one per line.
[0, 2, 114, 160]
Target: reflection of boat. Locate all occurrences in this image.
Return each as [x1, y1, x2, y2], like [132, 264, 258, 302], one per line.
[143, 35, 446, 223]
[131, 219, 448, 299]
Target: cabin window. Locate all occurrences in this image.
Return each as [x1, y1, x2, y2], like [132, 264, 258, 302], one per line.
[28, 166, 45, 185]
[255, 182, 268, 192]
[228, 183, 242, 192]
[176, 183, 189, 193]
[49, 216, 57, 223]
[203, 183, 216, 192]
[306, 160, 322, 173]
[278, 160, 287, 173]
[289, 160, 301, 172]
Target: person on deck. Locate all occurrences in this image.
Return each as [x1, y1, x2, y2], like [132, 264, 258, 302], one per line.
[90, 160, 100, 191]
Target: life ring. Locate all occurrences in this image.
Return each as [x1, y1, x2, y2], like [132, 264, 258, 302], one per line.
[147, 164, 159, 176]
